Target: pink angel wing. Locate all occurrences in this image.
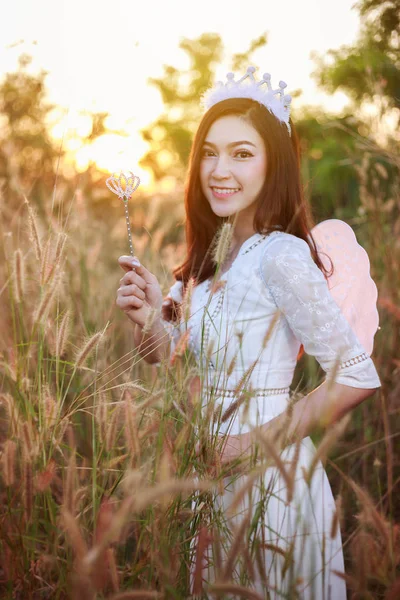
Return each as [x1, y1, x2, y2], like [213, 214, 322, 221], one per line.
[310, 219, 379, 354]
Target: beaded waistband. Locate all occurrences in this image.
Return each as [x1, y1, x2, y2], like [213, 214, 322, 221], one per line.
[205, 386, 290, 397]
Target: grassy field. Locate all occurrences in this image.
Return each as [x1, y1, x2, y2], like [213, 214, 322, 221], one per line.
[0, 157, 399, 599]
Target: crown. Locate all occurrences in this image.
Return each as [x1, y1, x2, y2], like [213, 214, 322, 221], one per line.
[200, 66, 292, 136]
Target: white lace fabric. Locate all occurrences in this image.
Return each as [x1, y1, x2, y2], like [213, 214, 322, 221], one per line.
[158, 231, 381, 400]
[258, 233, 381, 389]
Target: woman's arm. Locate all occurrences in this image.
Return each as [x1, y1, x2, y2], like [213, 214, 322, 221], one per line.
[219, 382, 379, 471]
[252, 380, 378, 449]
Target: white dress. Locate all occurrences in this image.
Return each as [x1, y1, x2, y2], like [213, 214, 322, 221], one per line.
[161, 231, 381, 599]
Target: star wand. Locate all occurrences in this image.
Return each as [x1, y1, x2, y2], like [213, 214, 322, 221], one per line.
[105, 171, 140, 257]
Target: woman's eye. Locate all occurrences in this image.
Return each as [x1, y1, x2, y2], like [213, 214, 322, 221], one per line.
[201, 149, 253, 158]
[235, 151, 252, 158]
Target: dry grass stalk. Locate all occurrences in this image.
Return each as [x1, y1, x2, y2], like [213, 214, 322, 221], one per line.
[207, 582, 264, 599]
[107, 547, 120, 592]
[64, 451, 77, 515]
[86, 478, 214, 570]
[21, 420, 34, 460]
[227, 354, 237, 378]
[142, 306, 158, 335]
[221, 393, 247, 424]
[287, 435, 302, 498]
[90, 496, 116, 590]
[54, 231, 68, 267]
[233, 358, 259, 398]
[169, 330, 190, 366]
[54, 417, 70, 447]
[181, 276, 195, 324]
[60, 507, 88, 561]
[192, 525, 213, 595]
[254, 539, 268, 587]
[39, 235, 52, 286]
[24, 197, 42, 261]
[1, 439, 16, 486]
[330, 493, 342, 540]
[56, 309, 71, 358]
[34, 267, 62, 324]
[123, 382, 153, 395]
[124, 400, 140, 461]
[349, 478, 392, 548]
[106, 404, 121, 453]
[108, 592, 163, 599]
[226, 433, 293, 517]
[212, 222, 234, 266]
[261, 310, 281, 349]
[13, 248, 24, 303]
[74, 328, 105, 369]
[35, 459, 57, 492]
[303, 413, 350, 486]
[95, 393, 108, 443]
[42, 385, 57, 429]
[23, 460, 33, 523]
[221, 511, 251, 581]
[253, 429, 295, 502]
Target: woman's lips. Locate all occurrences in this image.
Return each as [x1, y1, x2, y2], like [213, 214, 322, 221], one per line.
[210, 187, 241, 199]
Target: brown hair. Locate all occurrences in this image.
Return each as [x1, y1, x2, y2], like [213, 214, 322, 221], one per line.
[162, 97, 331, 324]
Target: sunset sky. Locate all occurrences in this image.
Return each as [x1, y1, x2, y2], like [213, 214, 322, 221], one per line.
[1, 0, 361, 189]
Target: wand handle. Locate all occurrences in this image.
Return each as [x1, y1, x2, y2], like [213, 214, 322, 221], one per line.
[123, 199, 134, 256]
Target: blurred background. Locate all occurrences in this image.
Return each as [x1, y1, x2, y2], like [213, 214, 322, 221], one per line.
[0, 1, 399, 596]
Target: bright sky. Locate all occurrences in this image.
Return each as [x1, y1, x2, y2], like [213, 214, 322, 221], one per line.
[1, 0, 361, 189]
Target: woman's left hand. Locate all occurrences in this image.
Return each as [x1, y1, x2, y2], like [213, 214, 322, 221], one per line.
[218, 432, 253, 476]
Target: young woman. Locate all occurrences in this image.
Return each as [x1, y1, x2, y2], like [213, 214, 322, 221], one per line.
[116, 68, 381, 599]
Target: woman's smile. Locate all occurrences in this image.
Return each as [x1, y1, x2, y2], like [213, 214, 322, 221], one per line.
[210, 186, 241, 199]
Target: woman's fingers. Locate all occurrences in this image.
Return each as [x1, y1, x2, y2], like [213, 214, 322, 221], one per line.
[118, 283, 146, 299]
[119, 270, 147, 289]
[116, 295, 144, 310]
[118, 255, 140, 273]
[118, 255, 156, 285]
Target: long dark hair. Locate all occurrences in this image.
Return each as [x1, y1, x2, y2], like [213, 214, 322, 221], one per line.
[162, 97, 331, 323]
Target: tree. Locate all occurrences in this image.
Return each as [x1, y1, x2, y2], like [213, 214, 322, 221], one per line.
[311, 0, 400, 123]
[139, 33, 267, 185]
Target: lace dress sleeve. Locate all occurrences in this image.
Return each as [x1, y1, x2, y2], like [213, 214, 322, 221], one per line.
[259, 234, 381, 389]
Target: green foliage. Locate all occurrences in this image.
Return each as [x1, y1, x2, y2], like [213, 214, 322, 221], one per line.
[311, 0, 400, 116]
[139, 32, 268, 184]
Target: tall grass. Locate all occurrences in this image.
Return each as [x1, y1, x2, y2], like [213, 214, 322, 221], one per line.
[0, 146, 399, 599]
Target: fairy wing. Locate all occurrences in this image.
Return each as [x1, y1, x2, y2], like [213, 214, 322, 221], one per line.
[310, 219, 379, 354]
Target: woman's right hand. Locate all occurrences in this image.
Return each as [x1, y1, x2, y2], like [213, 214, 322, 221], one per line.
[117, 255, 164, 329]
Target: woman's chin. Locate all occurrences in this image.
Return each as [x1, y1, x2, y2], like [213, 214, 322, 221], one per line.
[209, 201, 238, 217]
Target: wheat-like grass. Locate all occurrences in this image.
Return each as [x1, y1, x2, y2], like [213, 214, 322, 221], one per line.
[56, 309, 71, 358]
[74, 328, 106, 369]
[1, 439, 16, 486]
[207, 582, 264, 599]
[212, 222, 233, 266]
[23, 460, 33, 523]
[24, 197, 42, 261]
[34, 267, 62, 324]
[39, 235, 52, 286]
[13, 248, 24, 303]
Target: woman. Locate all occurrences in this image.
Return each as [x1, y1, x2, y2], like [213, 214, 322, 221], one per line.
[116, 68, 381, 599]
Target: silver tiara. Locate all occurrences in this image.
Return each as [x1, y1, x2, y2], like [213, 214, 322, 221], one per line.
[200, 66, 292, 136]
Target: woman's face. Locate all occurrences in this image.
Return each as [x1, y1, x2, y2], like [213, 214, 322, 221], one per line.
[199, 115, 267, 221]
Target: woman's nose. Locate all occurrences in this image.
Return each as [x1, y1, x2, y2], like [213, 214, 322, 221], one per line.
[211, 156, 231, 177]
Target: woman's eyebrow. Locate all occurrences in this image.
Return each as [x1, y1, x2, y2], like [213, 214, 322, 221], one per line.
[203, 140, 256, 148]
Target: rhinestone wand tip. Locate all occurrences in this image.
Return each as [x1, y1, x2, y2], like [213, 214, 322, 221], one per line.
[105, 171, 141, 256]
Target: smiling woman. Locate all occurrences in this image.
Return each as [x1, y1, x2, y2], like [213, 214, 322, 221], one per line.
[117, 67, 381, 600]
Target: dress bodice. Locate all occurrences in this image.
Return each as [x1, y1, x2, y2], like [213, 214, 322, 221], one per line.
[161, 231, 381, 434]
